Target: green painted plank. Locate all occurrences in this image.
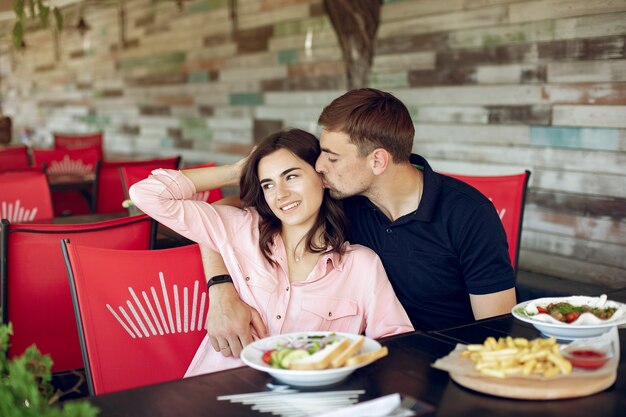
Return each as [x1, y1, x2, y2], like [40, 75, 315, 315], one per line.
[274, 16, 331, 37]
[368, 72, 408, 89]
[181, 117, 213, 141]
[80, 115, 112, 129]
[187, 71, 209, 83]
[120, 52, 186, 70]
[230, 92, 264, 106]
[530, 126, 620, 151]
[277, 50, 298, 65]
[186, 0, 228, 14]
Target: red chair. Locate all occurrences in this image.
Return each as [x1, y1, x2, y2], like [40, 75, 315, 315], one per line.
[32, 147, 102, 216]
[444, 171, 531, 273]
[183, 162, 223, 203]
[62, 242, 207, 395]
[54, 132, 103, 152]
[32, 146, 101, 175]
[0, 145, 31, 172]
[119, 156, 182, 198]
[95, 157, 181, 214]
[0, 215, 156, 372]
[0, 171, 54, 222]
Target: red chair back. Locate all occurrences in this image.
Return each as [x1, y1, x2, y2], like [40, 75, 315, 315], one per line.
[62, 242, 207, 395]
[0, 215, 155, 372]
[183, 162, 223, 203]
[0, 145, 31, 172]
[33, 146, 102, 175]
[54, 132, 103, 152]
[33, 147, 102, 216]
[96, 157, 181, 214]
[0, 171, 54, 222]
[444, 171, 531, 272]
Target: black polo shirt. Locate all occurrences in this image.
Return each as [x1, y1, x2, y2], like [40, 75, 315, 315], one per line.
[343, 154, 515, 331]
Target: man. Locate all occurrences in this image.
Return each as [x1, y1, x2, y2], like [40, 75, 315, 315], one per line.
[203, 88, 516, 357]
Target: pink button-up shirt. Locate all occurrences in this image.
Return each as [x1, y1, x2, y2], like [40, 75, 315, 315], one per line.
[130, 169, 413, 376]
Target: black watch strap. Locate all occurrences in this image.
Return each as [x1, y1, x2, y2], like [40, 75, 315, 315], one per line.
[206, 274, 233, 291]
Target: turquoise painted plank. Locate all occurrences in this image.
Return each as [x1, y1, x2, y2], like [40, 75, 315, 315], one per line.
[277, 50, 298, 65]
[530, 126, 620, 151]
[188, 71, 209, 83]
[230, 92, 263, 106]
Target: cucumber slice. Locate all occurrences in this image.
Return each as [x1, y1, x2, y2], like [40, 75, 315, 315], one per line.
[280, 349, 311, 368]
[271, 349, 293, 368]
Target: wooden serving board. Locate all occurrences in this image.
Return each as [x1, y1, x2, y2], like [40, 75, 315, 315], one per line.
[450, 371, 616, 400]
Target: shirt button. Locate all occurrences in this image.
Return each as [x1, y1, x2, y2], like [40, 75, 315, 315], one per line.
[328, 312, 332, 317]
[276, 315, 282, 320]
[286, 287, 290, 292]
[386, 228, 392, 233]
[245, 276, 250, 281]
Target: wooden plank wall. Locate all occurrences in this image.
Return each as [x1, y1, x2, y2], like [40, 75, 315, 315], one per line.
[0, 0, 624, 287]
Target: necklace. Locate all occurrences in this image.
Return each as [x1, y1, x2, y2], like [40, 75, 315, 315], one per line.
[291, 237, 306, 263]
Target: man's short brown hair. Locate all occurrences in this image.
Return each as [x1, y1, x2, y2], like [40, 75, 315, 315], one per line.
[318, 88, 414, 162]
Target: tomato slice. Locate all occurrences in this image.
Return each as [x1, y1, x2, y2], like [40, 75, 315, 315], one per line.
[262, 349, 275, 364]
[536, 306, 548, 314]
[565, 311, 580, 323]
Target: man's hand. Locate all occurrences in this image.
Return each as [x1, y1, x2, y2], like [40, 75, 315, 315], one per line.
[206, 283, 267, 358]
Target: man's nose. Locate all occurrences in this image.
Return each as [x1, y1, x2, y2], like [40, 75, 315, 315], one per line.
[315, 157, 325, 173]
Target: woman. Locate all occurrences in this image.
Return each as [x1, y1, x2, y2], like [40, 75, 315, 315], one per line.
[130, 129, 413, 376]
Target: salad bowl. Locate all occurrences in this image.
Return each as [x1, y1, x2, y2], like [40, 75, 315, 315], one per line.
[240, 331, 382, 387]
[512, 295, 626, 340]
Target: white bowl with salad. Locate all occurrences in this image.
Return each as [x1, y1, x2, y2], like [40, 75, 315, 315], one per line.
[512, 295, 626, 340]
[240, 331, 383, 387]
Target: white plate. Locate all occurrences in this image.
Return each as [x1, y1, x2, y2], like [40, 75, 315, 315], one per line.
[512, 296, 626, 340]
[240, 331, 381, 387]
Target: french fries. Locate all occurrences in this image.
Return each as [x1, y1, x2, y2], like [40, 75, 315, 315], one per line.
[461, 336, 572, 379]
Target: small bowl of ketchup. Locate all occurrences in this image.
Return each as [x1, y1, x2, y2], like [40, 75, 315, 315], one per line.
[562, 340, 614, 370]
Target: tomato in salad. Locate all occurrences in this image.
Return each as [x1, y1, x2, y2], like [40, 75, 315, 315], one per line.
[262, 349, 275, 364]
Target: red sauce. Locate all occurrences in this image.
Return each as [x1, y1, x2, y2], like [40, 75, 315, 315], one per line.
[567, 350, 608, 370]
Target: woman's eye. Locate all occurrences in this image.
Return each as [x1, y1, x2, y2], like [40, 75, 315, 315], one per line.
[286, 174, 297, 181]
[328, 158, 338, 163]
[262, 183, 274, 191]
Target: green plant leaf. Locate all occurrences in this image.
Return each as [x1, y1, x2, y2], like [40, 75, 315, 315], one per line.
[39, 5, 50, 29]
[12, 21, 23, 49]
[53, 7, 63, 31]
[13, 0, 25, 20]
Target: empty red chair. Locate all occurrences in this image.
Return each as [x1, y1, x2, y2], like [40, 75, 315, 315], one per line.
[0, 171, 54, 222]
[54, 132, 103, 152]
[95, 157, 181, 214]
[183, 162, 223, 203]
[32, 147, 102, 216]
[443, 171, 531, 273]
[32, 146, 101, 175]
[0, 215, 156, 372]
[62, 242, 207, 395]
[0, 145, 31, 172]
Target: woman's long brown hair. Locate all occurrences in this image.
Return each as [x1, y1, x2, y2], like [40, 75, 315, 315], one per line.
[239, 129, 348, 264]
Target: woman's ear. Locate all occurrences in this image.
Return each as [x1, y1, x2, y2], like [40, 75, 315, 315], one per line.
[370, 148, 390, 175]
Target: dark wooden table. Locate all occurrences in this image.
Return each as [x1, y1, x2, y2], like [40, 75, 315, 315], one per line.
[83, 315, 626, 417]
[47, 173, 97, 213]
